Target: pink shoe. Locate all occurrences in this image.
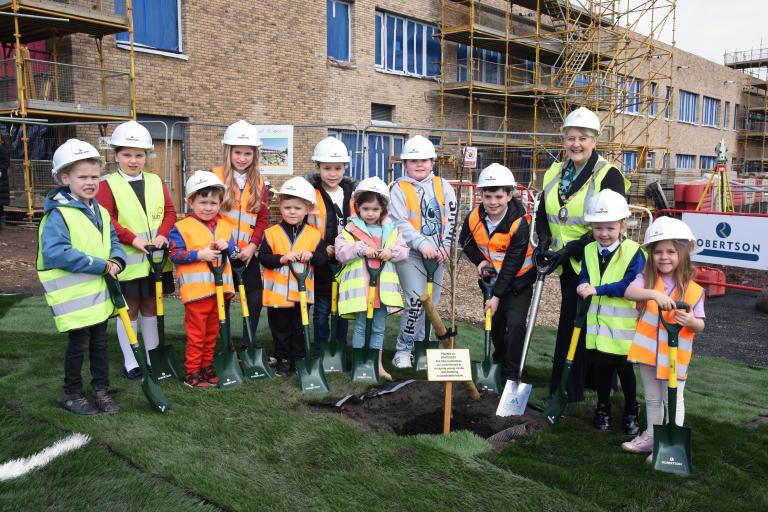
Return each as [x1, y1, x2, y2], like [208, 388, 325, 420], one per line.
[622, 431, 654, 453]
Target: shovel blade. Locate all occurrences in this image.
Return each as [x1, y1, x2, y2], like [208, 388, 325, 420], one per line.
[148, 346, 180, 381]
[214, 349, 244, 389]
[297, 357, 330, 393]
[496, 380, 532, 417]
[543, 387, 568, 424]
[653, 424, 692, 476]
[351, 349, 378, 383]
[473, 361, 503, 395]
[321, 342, 346, 373]
[239, 347, 273, 380]
[131, 345, 171, 413]
[414, 343, 428, 371]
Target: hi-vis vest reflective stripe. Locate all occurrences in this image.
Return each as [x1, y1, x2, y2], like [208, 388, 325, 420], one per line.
[337, 221, 404, 316]
[541, 157, 630, 274]
[467, 207, 534, 277]
[175, 217, 235, 303]
[36, 206, 115, 332]
[262, 224, 322, 307]
[627, 278, 703, 380]
[399, 177, 446, 236]
[307, 188, 355, 240]
[107, 171, 167, 281]
[584, 239, 641, 355]
[212, 167, 264, 249]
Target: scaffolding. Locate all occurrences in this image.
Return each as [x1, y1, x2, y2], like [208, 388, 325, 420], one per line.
[438, 0, 676, 196]
[0, 0, 137, 219]
[725, 47, 768, 175]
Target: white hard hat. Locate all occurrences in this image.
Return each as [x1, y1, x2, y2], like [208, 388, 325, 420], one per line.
[51, 139, 101, 183]
[584, 189, 631, 222]
[400, 135, 437, 160]
[643, 216, 700, 252]
[222, 120, 262, 147]
[312, 136, 351, 163]
[278, 177, 316, 205]
[477, 163, 516, 188]
[109, 120, 153, 150]
[562, 107, 601, 137]
[185, 170, 224, 199]
[354, 176, 390, 201]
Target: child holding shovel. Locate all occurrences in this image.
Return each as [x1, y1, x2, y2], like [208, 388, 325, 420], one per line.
[38, 139, 126, 415]
[335, 177, 409, 381]
[575, 190, 645, 434]
[259, 177, 327, 376]
[389, 135, 457, 369]
[621, 216, 705, 462]
[168, 171, 237, 388]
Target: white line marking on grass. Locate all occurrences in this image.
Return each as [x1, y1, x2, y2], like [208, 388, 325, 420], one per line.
[0, 433, 91, 481]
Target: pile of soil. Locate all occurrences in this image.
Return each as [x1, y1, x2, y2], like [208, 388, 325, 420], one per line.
[315, 380, 549, 444]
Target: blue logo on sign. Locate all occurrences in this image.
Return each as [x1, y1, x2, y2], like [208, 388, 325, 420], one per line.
[715, 222, 731, 238]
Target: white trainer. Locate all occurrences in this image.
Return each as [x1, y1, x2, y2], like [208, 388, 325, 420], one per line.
[392, 351, 413, 369]
[622, 431, 654, 453]
[645, 453, 653, 464]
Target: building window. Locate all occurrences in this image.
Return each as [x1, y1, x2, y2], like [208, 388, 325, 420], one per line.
[328, 130, 364, 179]
[618, 76, 642, 114]
[676, 154, 696, 169]
[734, 104, 740, 129]
[367, 133, 405, 180]
[724, 101, 730, 129]
[371, 103, 394, 123]
[375, 11, 440, 78]
[700, 156, 716, 169]
[327, 0, 351, 61]
[623, 151, 638, 171]
[665, 86, 671, 120]
[456, 45, 503, 85]
[646, 151, 655, 169]
[116, 0, 182, 53]
[702, 96, 720, 127]
[678, 90, 698, 124]
[649, 82, 657, 117]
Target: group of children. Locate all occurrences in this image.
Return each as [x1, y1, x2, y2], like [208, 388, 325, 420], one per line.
[37, 121, 706, 465]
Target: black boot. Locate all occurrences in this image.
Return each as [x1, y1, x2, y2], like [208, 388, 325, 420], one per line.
[593, 403, 611, 431]
[622, 402, 640, 436]
[93, 389, 120, 415]
[59, 394, 99, 416]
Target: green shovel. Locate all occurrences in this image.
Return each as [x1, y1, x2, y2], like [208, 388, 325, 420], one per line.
[145, 245, 179, 381]
[209, 253, 244, 389]
[105, 275, 170, 413]
[230, 257, 273, 380]
[414, 257, 439, 371]
[473, 267, 503, 394]
[289, 262, 330, 393]
[652, 301, 693, 476]
[322, 260, 346, 373]
[351, 257, 383, 383]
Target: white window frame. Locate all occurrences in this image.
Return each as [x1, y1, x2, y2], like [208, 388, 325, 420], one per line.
[327, 0, 352, 62]
[678, 90, 698, 125]
[375, 10, 439, 79]
[676, 154, 696, 169]
[116, 0, 186, 59]
[702, 96, 720, 128]
[724, 101, 731, 130]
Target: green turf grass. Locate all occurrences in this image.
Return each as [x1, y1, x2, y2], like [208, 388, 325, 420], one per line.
[1, 296, 766, 511]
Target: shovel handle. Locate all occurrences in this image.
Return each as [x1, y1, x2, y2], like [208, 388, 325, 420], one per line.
[658, 301, 691, 345]
[480, 267, 497, 300]
[289, 261, 310, 292]
[207, 252, 227, 286]
[145, 244, 169, 278]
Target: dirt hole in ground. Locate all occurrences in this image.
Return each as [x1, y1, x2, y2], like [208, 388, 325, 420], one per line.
[313, 380, 549, 448]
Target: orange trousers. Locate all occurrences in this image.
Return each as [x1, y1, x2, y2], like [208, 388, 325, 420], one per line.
[184, 296, 220, 376]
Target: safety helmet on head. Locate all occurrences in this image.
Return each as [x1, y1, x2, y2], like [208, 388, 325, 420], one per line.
[400, 135, 437, 160]
[477, 163, 516, 188]
[278, 177, 316, 205]
[312, 136, 351, 163]
[185, 170, 225, 199]
[109, 120, 153, 150]
[584, 189, 631, 222]
[51, 139, 101, 183]
[354, 176, 390, 201]
[561, 107, 601, 137]
[643, 216, 700, 252]
[221, 120, 262, 147]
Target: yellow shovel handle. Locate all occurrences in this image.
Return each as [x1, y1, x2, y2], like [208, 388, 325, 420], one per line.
[668, 346, 678, 389]
[331, 281, 339, 314]
[118, 308, 139, 348]
[366, 285, 376, 320]
[484, 307, 492, 332]
[154, 281, 164, 316]
[299, 291, 309, 326]
[566, 326, 581, 361]
[216, 287, 225, 321]
[238, 284, 249, 317]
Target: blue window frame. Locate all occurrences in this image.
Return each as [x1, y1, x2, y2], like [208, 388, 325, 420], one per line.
[724, 101, 730, 129]
[678, 90, 698, 124]
[619, 76, 642, 114]
[327, 130, 363, 180]
[665, 86, 671, 120]
[676, 154, 695, 169]
[327, 1, 351, 61]
[700, 156, 716, 169]
[646, 151, 655, 169]
[375, 11, 440, 78]
[623, 151, 638, 171]
[650, 82, 657, 117]
[734, 104, 740, 129]
[456, 45, 503, 85]
[116, 0, 181, 53]
[702, 96, 720, 127]
[365, 133, 406, 180]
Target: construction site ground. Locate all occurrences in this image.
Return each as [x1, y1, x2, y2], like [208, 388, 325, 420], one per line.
[2, 224, 765, 367]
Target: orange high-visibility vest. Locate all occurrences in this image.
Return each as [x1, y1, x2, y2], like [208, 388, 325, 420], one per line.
[467, 208, 534, 277]
[307, 188, 355, 240]
[398, 177, 446, 234]
[175, 216, 235, 304]
[262, 224, 322, 307]
[627, 278, 704, 380]
[212, 166, 265, 249]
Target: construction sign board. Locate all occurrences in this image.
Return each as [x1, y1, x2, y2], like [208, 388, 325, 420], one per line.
[256, 124, 294, 175]
[426, 349, 472, 382]
[683, 212, 768, 270]
[463, 146, 477, 168]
